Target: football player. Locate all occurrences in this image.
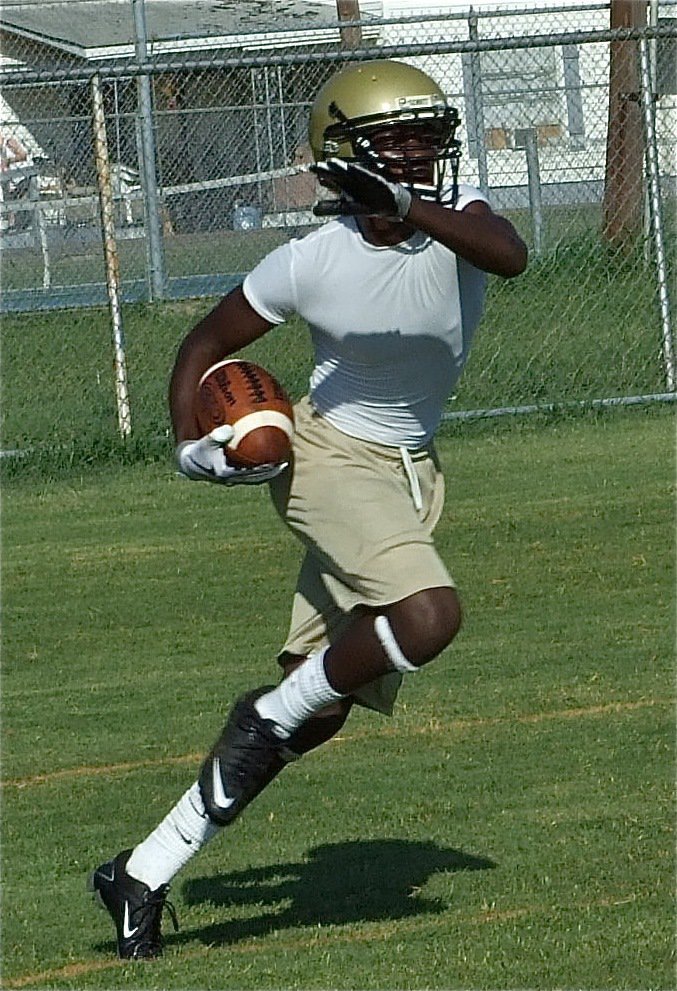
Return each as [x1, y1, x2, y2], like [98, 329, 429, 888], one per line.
[90, 59, 527, 958]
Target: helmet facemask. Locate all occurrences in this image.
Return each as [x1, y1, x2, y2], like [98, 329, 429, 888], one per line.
[322, 100, 461, 206]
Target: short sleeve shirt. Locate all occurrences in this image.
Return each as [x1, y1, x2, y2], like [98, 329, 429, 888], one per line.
[243, 184, 489, 448]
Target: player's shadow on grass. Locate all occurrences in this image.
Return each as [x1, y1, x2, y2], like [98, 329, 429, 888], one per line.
[179, 839, 496, 948]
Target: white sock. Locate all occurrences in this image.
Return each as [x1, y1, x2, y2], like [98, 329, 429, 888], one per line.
[126, 782, 220, 890]
[254, 648, 345, 737]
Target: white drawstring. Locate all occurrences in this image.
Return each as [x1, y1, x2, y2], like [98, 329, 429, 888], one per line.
[399, 446, 423, 512]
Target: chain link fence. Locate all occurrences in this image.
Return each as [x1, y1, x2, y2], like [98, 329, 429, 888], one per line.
[1, 1, 675, 463]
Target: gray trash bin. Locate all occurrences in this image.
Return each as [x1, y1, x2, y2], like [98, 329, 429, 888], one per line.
[232, 205, 262, 230]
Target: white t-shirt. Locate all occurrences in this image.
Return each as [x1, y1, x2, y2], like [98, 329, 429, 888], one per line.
[243, 183, 489, 449]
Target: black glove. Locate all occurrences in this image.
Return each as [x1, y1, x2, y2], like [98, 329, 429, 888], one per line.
[311, 159, 412, 219]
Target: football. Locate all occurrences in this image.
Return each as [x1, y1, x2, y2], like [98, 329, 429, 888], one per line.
[195, 359, 294, 468]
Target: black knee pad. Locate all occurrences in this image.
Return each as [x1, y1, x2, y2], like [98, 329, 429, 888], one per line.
[198, 686, 291, 826]
[198, 755, 236, 827]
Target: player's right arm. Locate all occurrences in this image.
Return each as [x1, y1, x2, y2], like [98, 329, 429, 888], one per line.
[169, 285, 274, 444]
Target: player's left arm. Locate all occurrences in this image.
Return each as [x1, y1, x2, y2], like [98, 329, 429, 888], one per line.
[406, 197, 527, 278]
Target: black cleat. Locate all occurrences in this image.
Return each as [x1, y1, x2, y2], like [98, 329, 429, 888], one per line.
[89, 849, 178, 959]
[199, 686, 294, 826]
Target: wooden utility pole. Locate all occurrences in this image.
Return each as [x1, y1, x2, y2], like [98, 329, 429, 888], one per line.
[336, 0, 362, 49]
[602, 0, 647, 245]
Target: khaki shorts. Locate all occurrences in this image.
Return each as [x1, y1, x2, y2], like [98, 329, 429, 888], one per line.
[269, 397, 454, 715]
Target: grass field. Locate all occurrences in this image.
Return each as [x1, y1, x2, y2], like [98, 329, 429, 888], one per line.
[2, 406, 674, 990]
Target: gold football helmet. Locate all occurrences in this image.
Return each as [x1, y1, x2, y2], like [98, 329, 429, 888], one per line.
[308, 59, 461, 203]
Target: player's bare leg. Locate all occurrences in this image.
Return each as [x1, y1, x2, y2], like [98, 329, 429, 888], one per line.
[325, 586, 462, 692]
[201, 586, 461, 821]
[256, 586, 461, 726]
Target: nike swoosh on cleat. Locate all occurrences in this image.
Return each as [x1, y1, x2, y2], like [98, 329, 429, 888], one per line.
[122, 902, 140, 939]
[211, 757, 236, 810]
[98, 867, 115, 883]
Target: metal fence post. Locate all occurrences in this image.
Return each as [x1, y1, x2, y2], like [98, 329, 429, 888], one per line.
[468, 9, 489, 195]
[524, 129, 544, 256]
[132, 0, 166, 300]
[27, 173, 50, 289]
[639, 37, 675, 392]
[91, 72, 132, 438]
